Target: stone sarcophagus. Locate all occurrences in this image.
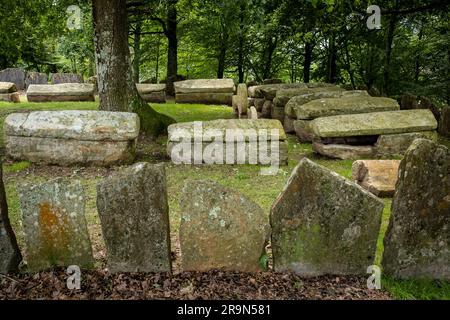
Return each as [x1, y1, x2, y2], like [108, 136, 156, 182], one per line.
[174, 79, 235, 105]
[26, 83, 95, 102]
[5, 110, 140, 166]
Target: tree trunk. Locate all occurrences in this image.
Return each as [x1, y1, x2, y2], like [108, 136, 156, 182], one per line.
[132, 21, 142, 84]
[92, 0, 172, 135]
[383, 6, 399, 96]
[166, 0, 178, 97]
[327, 35, 337, 84]
[237, 2, 246, 83]
[217, 29, 229, 79]
[303, 41, 313, 83]
[262, 36, 277, 80]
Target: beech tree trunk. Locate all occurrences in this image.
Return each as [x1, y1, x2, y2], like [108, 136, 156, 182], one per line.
[92, 0, 172, 136]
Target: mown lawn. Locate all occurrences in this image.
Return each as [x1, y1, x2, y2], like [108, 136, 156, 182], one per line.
[1, 100, 449, 300]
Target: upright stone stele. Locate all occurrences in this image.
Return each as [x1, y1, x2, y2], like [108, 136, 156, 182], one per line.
[97, 163, 172, 273]
[237, 83, 248, 117]
[0, 163, 22, 274]
[180, 180, 269, 272]
[271, 158, 384, 276]
[19, 179, 93, 272]
[382, 139, 450, 280]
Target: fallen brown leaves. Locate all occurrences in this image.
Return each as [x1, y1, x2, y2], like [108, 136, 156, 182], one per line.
[0, 269, 391, 300]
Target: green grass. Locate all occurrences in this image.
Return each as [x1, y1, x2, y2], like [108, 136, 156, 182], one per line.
[1, 100, 449, 300]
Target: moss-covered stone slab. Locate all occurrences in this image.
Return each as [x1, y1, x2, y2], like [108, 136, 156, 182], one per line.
[285, 89, 362, 119]
[271, 158, 384, 276]
[180, 180, 269, 272]
[294, 96, 399, 120]
[168, 119, 287, 142]
[352, 160, 400, 197]
[275, 86, 347, 110]
[0, 82, 17, 93]
[375, 131, 437, 158]
[283, 116, 295, 133]
[0, 163, 22, 274]
[311, 110, 438, 138]
[19, 179, 93, 272]
[97, 163, 171, 273]
[312, 142, 376, 160]
[174, 79, 235, 94]
[383, 139, 450, 280]
[27, 84, 95, 102]
[294, 120, 314, 142]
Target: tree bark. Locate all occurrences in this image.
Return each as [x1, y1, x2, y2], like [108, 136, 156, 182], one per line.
[166, 0, 178, 97]
[217, 29, 229, 79]
[237, 2, 246, 83]
[132, 21, 142, 84]
[383, 3, 399, 96]
[92, 0, 172, 135]
[303, 41, 313, 83]
[327, 35, 337, 84]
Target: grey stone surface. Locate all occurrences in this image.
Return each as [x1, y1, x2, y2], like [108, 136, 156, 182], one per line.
[19, 179, 93, 272]
[174, 79, 235, 94]
[293, 96, 399, 120]
[271, 158, 384, 276]
[310, 110, 438, 138]
[27, 83, 95, 102]
[50, 73, 83, 84]
[5, 111, 140, 142]
[237, 84, 248, 116]
[312, 142, 376, 160]
[25, 72, 48, 89]
[0, 82, 17, 93]
[180, 180, 269, 272]
[383, 139, 450, 279]
[137, 84, 166, 103]
[275, 86, 348, 111]
[352, 160, 400, 197]
[248, 106, 258, 120]
[0, 164, 22, 274]
[294, 120, 314, 142]
[175, 92, 233, 105]
[283, 116, 295, 133]
[6, 136, 136, 166]
[375, 131, 437, 158]
[0, 68, 26, 90]
[97, 163, 172, 273]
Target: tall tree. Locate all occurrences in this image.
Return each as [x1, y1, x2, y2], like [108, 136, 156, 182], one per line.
[92, 0, 172, 136]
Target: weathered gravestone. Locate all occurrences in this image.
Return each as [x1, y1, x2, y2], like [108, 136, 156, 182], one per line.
[19, 179, 93, 272]
[352, 160, 400, 197]
[25, 72, 48, 89]
[97, 163, 172, 273]
[180, 180, 269, 272]
[271, 158, 384, 276]
[0, 68, 26, 90]
[382, 139, 450, 280]
[0, 163, 22, 274]
[51, 73, 83, 84]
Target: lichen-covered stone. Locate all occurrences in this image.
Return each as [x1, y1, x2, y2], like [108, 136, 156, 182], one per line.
[375, 131, 437, 158]
[248, 106, 258, 120]
[275, 86, 347, 111]
[174, 79, 235, 94]
[0, 92, 20, 103]
[175, 92, 233, 105]
[180, 180, 269, 272]
[312, 142, 375, 160]
[0, 68, 26, 90]
[5, 111, 140, 142]
[0, 82, 17, 93]
[352, 160, 400, 197]
[50, 73, 83, 84]
[27, 83, 94, 102]
[294, 120, 314, 142]
[136, 84, 166, 103]
[294, 96, 399, 120]
[311, 110, 438, 138]
[0, 163, 22, 274]
[382, 139, 450, 279]
[97, 163, 171, 273]
[271, 158, 384, 276]
[283, 116, 294, 133]
[168, 119, 287, 142]
[19, 179, 93, 272]
[284, 88, 355, 119]
[237, 84, 248, 116]
[25, 72, 48, 89]
[261, 100, 273, 118]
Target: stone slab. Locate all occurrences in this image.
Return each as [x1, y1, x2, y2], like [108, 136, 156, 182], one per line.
[352, 160, 400, 197]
